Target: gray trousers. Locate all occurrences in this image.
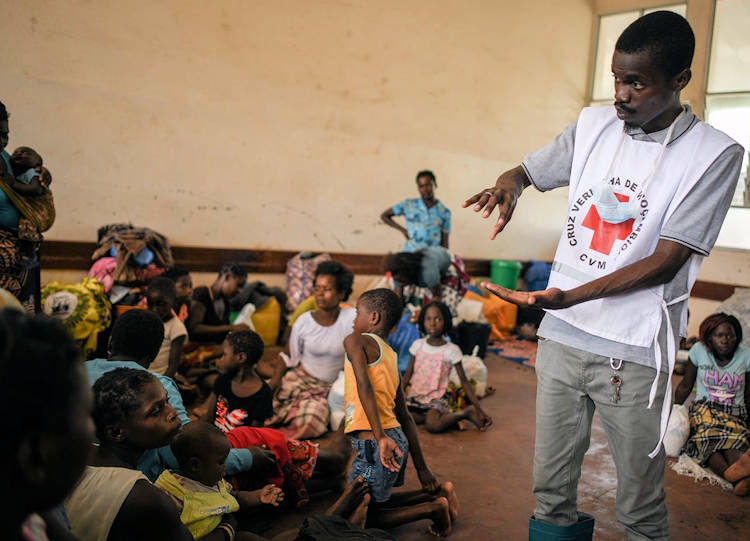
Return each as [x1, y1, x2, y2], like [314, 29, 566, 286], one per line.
[533, 339, 669, 541]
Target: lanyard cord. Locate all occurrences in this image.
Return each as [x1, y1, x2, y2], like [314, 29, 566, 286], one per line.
[601, 107, 686, 194]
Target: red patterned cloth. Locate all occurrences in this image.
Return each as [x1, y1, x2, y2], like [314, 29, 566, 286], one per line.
[226, 426, 318, 507]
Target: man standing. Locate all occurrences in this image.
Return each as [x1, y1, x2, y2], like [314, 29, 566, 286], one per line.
[382, 170, 451, 252]
[465, 12, 743, 541]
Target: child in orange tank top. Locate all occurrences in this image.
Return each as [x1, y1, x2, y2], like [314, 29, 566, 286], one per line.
[343, 288, 459, 536]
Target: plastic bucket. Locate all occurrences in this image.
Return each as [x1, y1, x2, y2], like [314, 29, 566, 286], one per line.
[490, 259, 522, 290]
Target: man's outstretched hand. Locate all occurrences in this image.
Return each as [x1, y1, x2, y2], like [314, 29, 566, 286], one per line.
[482, 282, 570, 310]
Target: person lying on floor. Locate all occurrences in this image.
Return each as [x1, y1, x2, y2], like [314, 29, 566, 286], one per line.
[203, 330, 350, 507]
[266, 261, 356, 440]
[675, 313, 750, 496]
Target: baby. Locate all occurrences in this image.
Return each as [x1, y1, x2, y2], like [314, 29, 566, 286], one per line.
[7, 146, 54, 241]
[155, 421, 284, 539]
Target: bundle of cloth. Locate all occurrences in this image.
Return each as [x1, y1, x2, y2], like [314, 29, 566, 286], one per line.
[89, 223, 174, 291]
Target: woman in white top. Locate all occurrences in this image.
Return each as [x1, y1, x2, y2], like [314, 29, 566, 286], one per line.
[266, 261, 355, 440]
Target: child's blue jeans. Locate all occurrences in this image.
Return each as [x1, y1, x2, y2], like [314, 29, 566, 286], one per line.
[348, 427, 409, 502]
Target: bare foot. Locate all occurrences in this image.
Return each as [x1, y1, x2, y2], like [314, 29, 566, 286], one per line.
[724, 449, 750, 483]
[734, 477, 750, 497]
[350, 493, 370, 527]
[439, 481, 459, 522]
[428, 497, 452, 537]
[464, 405, 481, 427]
[325, 477, 369, 518]
[456, 420, 468, 431]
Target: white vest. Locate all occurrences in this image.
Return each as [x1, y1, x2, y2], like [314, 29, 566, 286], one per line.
[547, 106, 735, 457]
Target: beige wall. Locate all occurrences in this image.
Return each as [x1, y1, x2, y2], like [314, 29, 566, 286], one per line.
[2, 0, 592, 262]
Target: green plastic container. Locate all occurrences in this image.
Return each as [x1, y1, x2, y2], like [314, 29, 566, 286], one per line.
[490, 259, 522, 290]
[529, 513, 594, 541]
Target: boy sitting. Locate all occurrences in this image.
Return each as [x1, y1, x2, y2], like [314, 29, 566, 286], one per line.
[343, 288, 458, 536]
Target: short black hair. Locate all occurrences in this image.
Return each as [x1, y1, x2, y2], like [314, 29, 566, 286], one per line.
[92, 367, 156, 441]
[147, 276, 177, 302]
[416, 170, 437, 187]
[615, 10, 694, 78]
[226, 330, 264, 365]
[359, 288, 403, 332]
[383, 252, 422, 286]
[418, 301, 453, 335]
[170, 421, 227, 468]
[164, 266, 190, 281]
[109, 309, 164, 362]
[315, 260, 354, 301]
[0, 101, 7, 121]
[0, 309, 83, 458]
[220, 263, 248, 281]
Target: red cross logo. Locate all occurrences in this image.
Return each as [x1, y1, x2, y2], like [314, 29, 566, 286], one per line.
[581, 193, 635, 255]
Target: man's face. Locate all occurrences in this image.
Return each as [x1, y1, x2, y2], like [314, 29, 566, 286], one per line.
[417, 176, 435, 201]
[612, 49, 682, 131]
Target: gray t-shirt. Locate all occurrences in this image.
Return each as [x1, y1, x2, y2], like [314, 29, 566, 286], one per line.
[521, 105, 744, 370]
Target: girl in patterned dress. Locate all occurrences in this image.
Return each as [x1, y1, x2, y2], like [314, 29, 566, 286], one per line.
[402, 301, 492, 432]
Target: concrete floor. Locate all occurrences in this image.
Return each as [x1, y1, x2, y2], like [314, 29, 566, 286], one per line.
[256, 354, 750, 540]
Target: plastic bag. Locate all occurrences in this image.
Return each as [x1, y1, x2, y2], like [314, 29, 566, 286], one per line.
[449, 345, 489, 397]
[328, 370, 346, 431]
[664, 404, 690, 457]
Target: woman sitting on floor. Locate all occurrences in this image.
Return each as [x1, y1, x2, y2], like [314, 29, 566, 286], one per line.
[675, 312, 750, 496]
[266, 261, 356, 440]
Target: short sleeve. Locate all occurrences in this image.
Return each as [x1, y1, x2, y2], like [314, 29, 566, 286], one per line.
[168, 317, 187, 340]
[660, 144, 744, 256]
[522, 120, 577, 192]
[391, 199, 407, 216]
[287, 314, 308, 367]
[446, 343, 464, 365]
[409, 339, 423, 356]
[253, 384, 274, 422]
[441, 205, 451, 233]
[688, 342, 703, 367]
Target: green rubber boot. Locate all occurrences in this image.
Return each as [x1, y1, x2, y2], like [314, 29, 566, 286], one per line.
[528, 513, 594, 541]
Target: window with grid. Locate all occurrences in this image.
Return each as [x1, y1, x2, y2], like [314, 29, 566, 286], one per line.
[705, 0, 750, 207]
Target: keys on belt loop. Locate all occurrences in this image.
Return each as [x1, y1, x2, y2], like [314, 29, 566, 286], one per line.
[609, 357, 623, 404]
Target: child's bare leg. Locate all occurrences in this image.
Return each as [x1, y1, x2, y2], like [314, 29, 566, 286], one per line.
[371, 488, 437, 507]
[424, 408, 472, 434]
[349, 493, 371, 528]
[367, 497, 451, 536]
[325, 477, 369, 518]
[724, 448, 750, 482]
[437, 481, 459, 522]
[707, 451, 731, 477]
[410, 410, 426, 425]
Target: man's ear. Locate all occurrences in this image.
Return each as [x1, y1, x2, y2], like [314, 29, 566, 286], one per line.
[673, 68, 691, 92]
